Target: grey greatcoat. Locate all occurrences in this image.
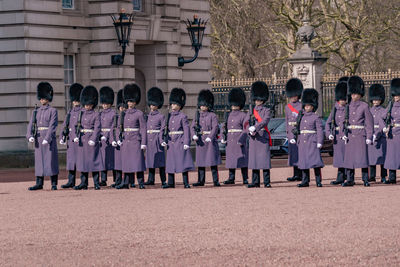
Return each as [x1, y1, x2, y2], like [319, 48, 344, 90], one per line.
[146, 110, 166, 168]
[368, 106, 386, 165]
[324, 103, 346, 168]
[384, 102, 400, 170]
[60, 106, 81, 171]
[224, 110, 248, 169]
[100, 108, 116, 170]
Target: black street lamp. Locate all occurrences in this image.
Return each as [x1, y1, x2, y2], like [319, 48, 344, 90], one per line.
[178, 15, 207, 67]
[111, 9, 133, 65]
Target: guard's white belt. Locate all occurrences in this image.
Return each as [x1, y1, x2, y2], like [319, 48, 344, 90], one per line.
[374, 125, 379, 129]
[80, 129, 94, 133]
[347, 125, 365, 129]
[228, 129, 243, 133]
[101, 128, 111, 132]
[125, 128, 139, 132]
[202, 131, 211, 134]
[288, 122, 297, 126]
[169, 131, 184, 135]
[38, 127, 49, 131]
[393, 123, 400, 128]
[147, 130, 160, 134]
[300, 130, 316, 134]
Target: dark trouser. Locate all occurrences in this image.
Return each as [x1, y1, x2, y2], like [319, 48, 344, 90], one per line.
[370, 165, 387, 179]
[101, 170, 117, 183]
[228, 168, 248, 182]
[168, 172, 189, 186]
[197, 166, 219, 184]
[301, 168, 322, 184]
[114, 170, 122, 185]
[251, 169, 270, 186]
[389, 170, 397, 182]
[123, 172, 144, 186]
[35, 175, 57, 186]
[346, 168, 369, 182]
[337, 168, 346, 183]
[148, 167, 167, 184]
[293, 166, 301, 178]
[80, 172, 100, 187]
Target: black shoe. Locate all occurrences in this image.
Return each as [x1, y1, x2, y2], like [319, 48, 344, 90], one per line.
[342, 181, 355, 187]
[381, 177, 387, 183]
[184, 184, 191, 189]
[330, 180, 342, 185]
[214, 182, 221, 187]
[368, 177, 376, 182]
[297, 183, 309, 187]
[264, 183, 271, 188]
[247, 184, 260, 188]
[130, 184, 136, 188]
[116, 184, 129, 189]
[144, 181, 155, 185]
[162, 184, 175, 189]
[139, 184, 145, 189]
[243, 180, 249, 185]
[111, 183, 119, 188]
[161, 182, 167, 187]
[61, 182, 75, 189]
[317, 183, 323, 187]
[223, 179, 235, 185]
[192, 182, 204, 187]
[74, 184, 88, 190]
[384, 180, 396, 184]
[99, 181, 107, 186]
[94, 185, 101, 190]
[287, 176, 301, 182]
[51, 186, 57, 190]
[28, 185, 43, 191]
[364, 181, 370, 187]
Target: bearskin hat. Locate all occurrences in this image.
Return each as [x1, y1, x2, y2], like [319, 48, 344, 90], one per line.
[147, 87, 164, 109]
[197, 89, 214, 110]
[169, 88, 186, 108]
[335, 81, 348, 101]
[348, 75, 365, 97]
[228, 87, 246, 109]
[301, 88, 319, 111]
[251, 81, 269, 102]
[285, 78, 303, 98]
[338, 76, 349, 83]
[123, 83, 141, 104]
[37, 82, 53, 102]
[390, 78, 400, 97]
[69, 83, 83, 102]
[80, 85, 98, 108]
[368, 84, 385, 103]
[116, 89, 126, 109]
[99, 86, 114, 105]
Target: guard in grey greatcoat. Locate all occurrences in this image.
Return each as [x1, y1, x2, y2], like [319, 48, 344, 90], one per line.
[115, 84, 147, 189]
[325, 81, 348, 185]
[383, 78, 400, 184]
[99, 86, 116, 186]
[60, 83, 83, 188]
[247, 81, 272, 188]
[27, 82, 59, 190]
[342, 76, 374, 187]
[285, 78, 303, 181]
[367, 84, 387, 183]
[73, 86, 103, 190]
[293, 89, 324, 187]
[191, 90, 222, 187]
[222, 87, 249, 185]
[162, 88, 194, 189]
[144, 87, 167, 187]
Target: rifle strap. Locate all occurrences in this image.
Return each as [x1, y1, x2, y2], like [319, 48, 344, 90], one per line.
[253, 109, 272, 146]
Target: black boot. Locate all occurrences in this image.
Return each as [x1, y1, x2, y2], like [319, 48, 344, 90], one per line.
[145, 168, 155, 185]
[224, 169, 236, 184]
[384, 170, 397, 184]
[248, 170, 260, 188]
[28, 176, 44, 191]
[381, 165, 388, 183]
[287, 166, 302, 181]
[211, 166, 220, 186]
[116, 173, 130, 189]
[263, 169, 271, 187]
[159, 167, 167, 186]
[111, 170, 122, 188]
[112, 170, 116, 183]
[342, 169, 355, 186]
[314, 168, 322, 187]
[369, 165, 376, 182]
[130, 173, 136, 188]
[100, 171, 107, 186]
[193, 167, 205, 186]
[362, 168, 370, 187]
[163, 173, 175, 188]
[74, 172, 88, 190]
[93, 172, 101, 190]
[50, 175, 58, 190]
[62, 170, 76, 188]
[241, 167, 249, 184]
[183, 172, 190, 188]
[137, 172, 145, 189]
[297, 169, 309, 187]
[331, 168, 345, 185]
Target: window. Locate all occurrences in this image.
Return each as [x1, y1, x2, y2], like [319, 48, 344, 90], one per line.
[62, 0, 74, 9]
[64, 55, 75, 109]
[133, 0, 142, 11]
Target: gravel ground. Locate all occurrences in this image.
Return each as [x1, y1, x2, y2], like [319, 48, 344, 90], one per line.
[1, 164, 400, 266]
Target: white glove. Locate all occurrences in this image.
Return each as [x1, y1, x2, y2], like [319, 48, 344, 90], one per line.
[250, 131, 256, 136]
[192, 135, 199, 141]
[112, 141, 117, 147]
[59, 139, 66, 145]
[328, 134, 334, 141]
[372, 135, 377, 143]
[101, 136, 107, 142]
[141, 145, 147, 150]
[205, 137, 211, 142]
[342, 136, 348, 142]
[249, 126, 256, 133]
[383, 127, 389, 133]
[317, 143, 322, 149]
[161, 142, 167, 147]
[221, 139, 227, 144]
[117, 140, 122, 146]
[289, 139, 296, 144]
[73, 137, 79, 143]
[183, 145, 189, 150]
[366, 139, 372, 145]
[88, 140, 95, 146]
[42, 140, 49, 145]
[28, 137, 35, 143]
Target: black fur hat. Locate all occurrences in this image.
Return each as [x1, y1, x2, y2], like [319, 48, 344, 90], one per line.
[251, 81, 269, 102]
[147, 87, 164, 109]
[390, 78, 400, 97]
[335, 81, 348, 101]
[37, 82, 53, 102]
[100, 86, 114, 105]
[69, 83, 83, 102]
[123, 83, 141, 104]
[285, 78, 303, 98]
[116, 89, 126, 109]
[80, 85, 98, 108]
[228, 87, 246, 109]
[169, 88, 186, 108]
[197, 89, 214, 110]
[338, 76, 349, 83]
[301, 88, 319, 111]
[368, 84, 385, 103]
[348, 75, 365, 96]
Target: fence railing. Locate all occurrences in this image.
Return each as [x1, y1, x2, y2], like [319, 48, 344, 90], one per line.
[210, 69, 400, 120]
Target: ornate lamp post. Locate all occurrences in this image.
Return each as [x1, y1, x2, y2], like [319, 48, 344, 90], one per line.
[178, 15, 207, 67]
[111, 8, 133, 65]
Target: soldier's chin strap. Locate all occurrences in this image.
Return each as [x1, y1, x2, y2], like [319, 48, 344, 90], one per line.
[253, 109, 272, 146]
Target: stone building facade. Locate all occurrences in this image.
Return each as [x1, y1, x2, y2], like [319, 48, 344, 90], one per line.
[0, 0, 211, 152]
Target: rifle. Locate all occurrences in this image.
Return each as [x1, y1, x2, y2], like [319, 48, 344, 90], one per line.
[31, 104, 38, 138]
[329, 106, 337, 138]
[249, 103, 256, 127]
[113, 108, 118, 143]
[344, 103, 349, 143]
[119, 110, 125, 141]
[75, 110, 83, 142]
[194, 109, 201, 137]
[223, 108, 229, 141]
[291, 109, 303, 141]
[61, 110, 71, 143]
[385, 99, 393, 138]
[163, 110, 171, 144]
